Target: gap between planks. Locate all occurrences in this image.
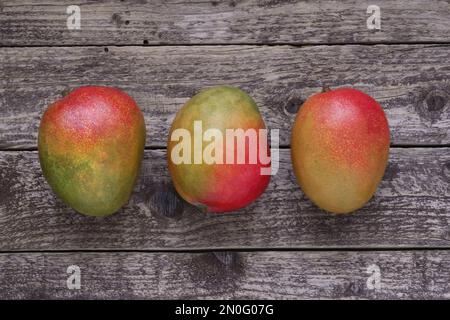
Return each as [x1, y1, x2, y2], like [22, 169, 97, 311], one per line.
[1, 145, 449, 152]
[1, 42, 450, 49]
[2, 247, 450, 255]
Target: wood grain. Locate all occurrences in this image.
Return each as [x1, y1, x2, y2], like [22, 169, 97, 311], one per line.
[1, 0, 450, 46]
[0, 250, 449, 299]
[1, 44, 450, 149]
[0, 148, 448, 251]
[1, 0, 450, 300]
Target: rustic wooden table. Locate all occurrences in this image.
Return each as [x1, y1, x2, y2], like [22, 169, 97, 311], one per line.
[0, 0, 449, 299]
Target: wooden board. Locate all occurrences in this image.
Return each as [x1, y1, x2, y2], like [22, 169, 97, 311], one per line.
[1, 0, 450, 46]
[2, 0, 450, 300]
[1, 148, 448, 251]
[1, 44, 450, 150]
[0, 250, 449, 299]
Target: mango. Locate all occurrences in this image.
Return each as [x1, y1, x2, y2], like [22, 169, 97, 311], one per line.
[168, 86, 270, 213]
[291, 87, 390, 214]
[38, 86, 146, 216]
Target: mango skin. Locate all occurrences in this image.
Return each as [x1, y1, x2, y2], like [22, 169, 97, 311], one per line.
[38, 86, 146, 217]
[291, 88, 390, 214]
[168, 86, 270, 213]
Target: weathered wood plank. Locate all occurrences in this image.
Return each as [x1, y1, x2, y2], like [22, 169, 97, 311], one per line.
[1, 45, 449, 149]
[1, 0, 450, 46]
[0, 148, 448, 250]
[0, 250, 449, 299]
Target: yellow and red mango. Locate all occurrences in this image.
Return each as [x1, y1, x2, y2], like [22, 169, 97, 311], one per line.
[291, 87, 390, 214]
[38, 86, 146, 216]
[168, 86, 270, 213]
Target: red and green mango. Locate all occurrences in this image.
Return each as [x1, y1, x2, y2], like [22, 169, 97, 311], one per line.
[168, 86, 270, 213]
[291, 88, 390, 214]
[38, 86, 146, 216]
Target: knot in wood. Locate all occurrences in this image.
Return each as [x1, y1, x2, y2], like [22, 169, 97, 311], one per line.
[284, 97, 304, 115]
[213, 251, 238, 267]
[111, 13, 124, 27]
[415, 88, 449, 123]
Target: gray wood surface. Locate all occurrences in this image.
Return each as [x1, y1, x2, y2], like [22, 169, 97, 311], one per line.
[1, 0, 450, 300]
[0, 250, 449, 299]
[1, 44, 450, 150]
[1, 0, 450, 46]
[1, 148, 448, 251]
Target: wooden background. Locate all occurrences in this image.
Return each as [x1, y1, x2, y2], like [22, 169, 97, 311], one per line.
[0, 0, 449, 299]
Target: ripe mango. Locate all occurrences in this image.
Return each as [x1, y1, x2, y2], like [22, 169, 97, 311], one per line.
[168, 86, 270, 213]
[38, 86, 146, 216]
[291, 88, 390, 214]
